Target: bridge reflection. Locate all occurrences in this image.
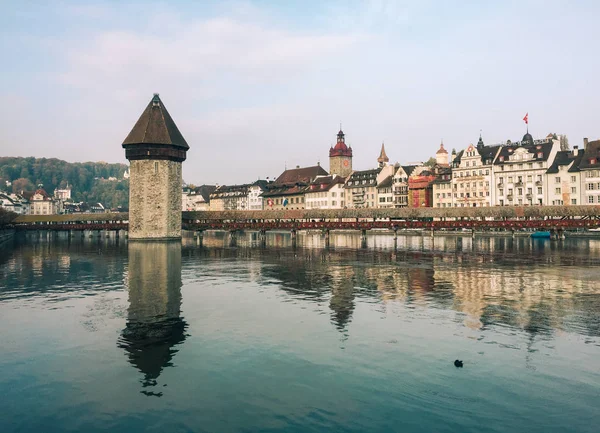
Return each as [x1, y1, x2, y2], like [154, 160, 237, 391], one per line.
[118, 241, 188, 397]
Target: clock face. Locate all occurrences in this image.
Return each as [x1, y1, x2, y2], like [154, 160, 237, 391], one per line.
[343, 160, 349, 167]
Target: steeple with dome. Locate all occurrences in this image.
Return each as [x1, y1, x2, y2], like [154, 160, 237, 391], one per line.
[329, 127, 353, 177]
[436, 142, 449, 166]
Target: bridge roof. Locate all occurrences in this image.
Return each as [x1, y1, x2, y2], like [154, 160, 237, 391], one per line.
[122, 94, 189, 150]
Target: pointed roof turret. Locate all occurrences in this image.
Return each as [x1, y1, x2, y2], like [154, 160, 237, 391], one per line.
[477, 133, 484, 149]
[122, 94, 189, 162]
[377, 142, 389, 165]
[436, 142, 448, 154]
[123, 94, 189, 150]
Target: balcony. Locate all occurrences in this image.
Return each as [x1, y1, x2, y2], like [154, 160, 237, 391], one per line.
[515, 182, 524, 187]
[497, 182, 504, 187]
[526, 194, 532, 200]
[507, 195, 514, 201]
[535, 181, 543, 186]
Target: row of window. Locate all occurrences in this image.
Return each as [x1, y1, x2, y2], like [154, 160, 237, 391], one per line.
[498, 162, 545, 170]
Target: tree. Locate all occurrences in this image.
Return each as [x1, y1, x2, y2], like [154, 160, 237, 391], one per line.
[424, 157, 437, 167]
[559, 134, 569, 151]
[0, 208, 17, 226]
[12, 177, 35, 194]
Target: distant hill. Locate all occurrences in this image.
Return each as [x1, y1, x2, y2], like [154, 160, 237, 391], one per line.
[0, 157, 129, 208]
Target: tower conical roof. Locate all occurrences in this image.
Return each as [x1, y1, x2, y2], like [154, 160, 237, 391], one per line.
[122, 94, 189, 150]
[377, 142, 389, 164]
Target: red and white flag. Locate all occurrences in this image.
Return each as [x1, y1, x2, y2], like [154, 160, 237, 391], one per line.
[523, 113, 528, 124]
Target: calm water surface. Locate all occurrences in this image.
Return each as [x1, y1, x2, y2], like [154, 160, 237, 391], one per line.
[1, 232, 599, 433]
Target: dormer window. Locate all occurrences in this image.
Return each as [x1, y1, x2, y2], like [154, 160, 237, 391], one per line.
[499, 156, 504, 162]
[591, 158, 597, 165]
[537, 152, 543, 158]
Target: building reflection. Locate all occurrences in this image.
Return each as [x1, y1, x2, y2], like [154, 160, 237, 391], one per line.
[183, 231, 600, 341]
[119, 241, 187, 397]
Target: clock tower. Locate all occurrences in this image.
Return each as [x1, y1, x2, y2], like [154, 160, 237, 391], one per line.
[329, 128, 353, 177]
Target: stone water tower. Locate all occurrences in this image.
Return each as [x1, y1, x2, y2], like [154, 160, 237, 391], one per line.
[122, 94, 189, 240]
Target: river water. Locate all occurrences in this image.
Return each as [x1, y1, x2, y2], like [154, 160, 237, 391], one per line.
[0, 231, 599, 433]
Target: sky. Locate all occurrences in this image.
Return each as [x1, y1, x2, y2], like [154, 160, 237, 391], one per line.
[1, 0, 599, 185]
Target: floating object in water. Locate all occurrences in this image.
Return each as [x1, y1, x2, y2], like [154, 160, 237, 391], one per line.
[454, 360, 463, 368]
[531, 231, 551, 239]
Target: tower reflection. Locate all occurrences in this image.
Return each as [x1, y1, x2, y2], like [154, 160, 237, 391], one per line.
[119, 241, 187, 397]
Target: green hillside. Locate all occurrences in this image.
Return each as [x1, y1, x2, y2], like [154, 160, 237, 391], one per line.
[0, 157, 129, 208]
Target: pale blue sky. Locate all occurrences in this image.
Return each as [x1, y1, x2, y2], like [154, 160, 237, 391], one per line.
[1, 0, 598, 185]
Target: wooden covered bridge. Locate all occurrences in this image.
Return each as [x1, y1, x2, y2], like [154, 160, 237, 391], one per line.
[8, 206, 600, 240]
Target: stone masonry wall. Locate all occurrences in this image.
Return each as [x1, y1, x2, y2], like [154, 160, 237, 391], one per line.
[129, 159, 182, 239]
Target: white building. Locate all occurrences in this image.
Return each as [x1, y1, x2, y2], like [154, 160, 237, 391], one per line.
[0, 194, 24, 214]
[248, 180, 271, 210]
[375, 164, 395, 208]
[392, 165, 417, 208]
[305, 175, 346, 209]
[493, 134, 560, 206]
[451, 137, 501, 207]
[29, 188, 58, 215]
[578, 138, 600, 205]
[545, 148, 584, 206]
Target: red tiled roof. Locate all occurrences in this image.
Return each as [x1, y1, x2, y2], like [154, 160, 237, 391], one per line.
[275, 165, 328, 184]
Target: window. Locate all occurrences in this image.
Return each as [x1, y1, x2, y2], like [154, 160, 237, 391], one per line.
[527, 188, 532, 194]
[518, 188, 523, 195]
[571, 187, 576, 194]
[508, 176, 513, 183]
[499, 189, 504, 196]
[528, 163, 533, 168]
[588, 183, 596, 190]
[555, 177, 561, 183]
[571, 199, 577, 205]
[589, 196, 595, 204]
[571, 176, 576, 183]
[537, 175, 542, 181]
[555, 188, 561, 194]
[486, 170, 489, 175]
[527, 175, 532, 182]
[537, 152, 543, 158]
[537, 187, 542, 194]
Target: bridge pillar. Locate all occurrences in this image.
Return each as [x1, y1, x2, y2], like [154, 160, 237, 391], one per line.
[324, 229, 330, 248]
[196, 230, 203, 246]
[361, 229, 367, 248]
[229, 230, 237, 247]
[291, 229, 297, 248]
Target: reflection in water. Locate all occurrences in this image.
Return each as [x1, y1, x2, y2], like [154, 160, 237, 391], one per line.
[118, 241, 187, 397]
[186, 231, 600, 342]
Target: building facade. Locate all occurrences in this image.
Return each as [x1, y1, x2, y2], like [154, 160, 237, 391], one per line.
[29, 188, 58, 215]
[305, 176, 346, 209]
[546, 149, 584, 206]
[345, 169, 380, 208]
[451, 138, 500, 207]
[493, 134, 560, 206]
[392, 165, 416, 208]
[578, 138, 600, 205]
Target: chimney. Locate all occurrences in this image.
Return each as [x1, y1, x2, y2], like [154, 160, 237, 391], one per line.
[584, 138, 589, 149]
[572, 145, 579, 156]
[296, 165, 300, 169]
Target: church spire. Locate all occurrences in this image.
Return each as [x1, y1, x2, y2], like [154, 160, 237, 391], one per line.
[377, 142, 389, 167]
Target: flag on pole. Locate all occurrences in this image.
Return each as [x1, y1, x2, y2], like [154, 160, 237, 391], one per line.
[523, 113, 529, 124]
[282, 197, 288, 207]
